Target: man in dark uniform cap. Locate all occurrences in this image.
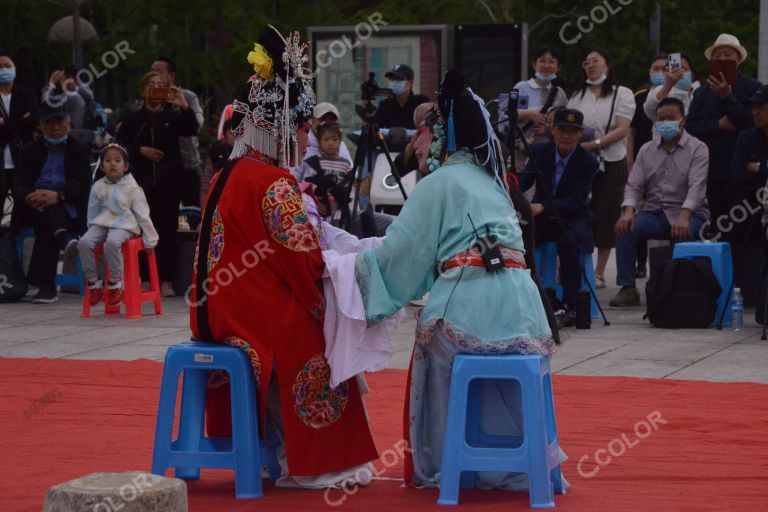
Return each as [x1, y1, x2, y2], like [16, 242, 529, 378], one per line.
[520, 108, 600, 325]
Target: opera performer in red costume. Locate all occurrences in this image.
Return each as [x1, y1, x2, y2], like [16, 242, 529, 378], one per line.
[189, 26, 378, 488]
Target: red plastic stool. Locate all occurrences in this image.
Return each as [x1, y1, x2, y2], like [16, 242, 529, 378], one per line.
[82, 237, 163, 319]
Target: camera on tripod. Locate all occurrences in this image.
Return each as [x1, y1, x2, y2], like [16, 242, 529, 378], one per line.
[506, 88, 520, 127]
[360, 72, 393, 102]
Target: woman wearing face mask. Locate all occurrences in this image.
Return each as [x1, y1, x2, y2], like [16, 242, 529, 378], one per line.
[116, 71, 199, 297]
[0, 50, 39, 230]
[501, 47, 568, 168]
[643, 53, 699, 121]
[567, 48, 636, 289]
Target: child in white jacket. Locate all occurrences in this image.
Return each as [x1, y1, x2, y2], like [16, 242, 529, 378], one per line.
[77, 144, 159, 306]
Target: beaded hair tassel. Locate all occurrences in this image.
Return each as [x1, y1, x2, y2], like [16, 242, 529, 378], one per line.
[446, 100, 457, 152]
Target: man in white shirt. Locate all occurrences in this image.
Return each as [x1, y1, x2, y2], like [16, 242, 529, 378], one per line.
[303, 102, 352, 162]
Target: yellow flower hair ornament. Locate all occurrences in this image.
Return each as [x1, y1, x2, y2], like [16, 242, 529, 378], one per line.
[247, 43, 275, 81]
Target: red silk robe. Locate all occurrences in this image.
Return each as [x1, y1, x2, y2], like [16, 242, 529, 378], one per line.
[190, 153, 378, 476]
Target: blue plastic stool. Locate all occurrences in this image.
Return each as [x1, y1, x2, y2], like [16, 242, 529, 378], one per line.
[55, 255, 85, 296]
[438, 354, 564, 508]
[672, 242, 733, 327]
[152, 340, 280, 498]
[15, 226, 34, 260]
[17, 226, 85, 296]
[534, 241, 599, 319]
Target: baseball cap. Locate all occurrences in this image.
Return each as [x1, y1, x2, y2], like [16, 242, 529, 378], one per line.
[39, 102, 69, 123]
[313, 102, 339, 119]
[385, 64, 414, 81]
[744, 85, 768, 106]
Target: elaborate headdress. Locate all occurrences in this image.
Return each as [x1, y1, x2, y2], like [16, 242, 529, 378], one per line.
[230, 25, 316, 167]
[431, 69, 508, 191]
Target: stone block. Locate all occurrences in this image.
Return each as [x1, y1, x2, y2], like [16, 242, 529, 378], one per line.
[43, 472, 187, 512]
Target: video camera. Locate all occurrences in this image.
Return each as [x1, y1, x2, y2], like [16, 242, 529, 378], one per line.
[360, 72, 393, 102]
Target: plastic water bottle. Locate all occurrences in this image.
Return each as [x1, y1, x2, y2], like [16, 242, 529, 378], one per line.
[731, 288, 744, 332]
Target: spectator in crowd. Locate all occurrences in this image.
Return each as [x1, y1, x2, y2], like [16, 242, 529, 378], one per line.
[0, 50, 39, 228]
[151, 57, 205, 207]
[687, 33, 761, 239]
[644, 54, 699, 120]
[201, 118, 234, 204]
[303, 102, 352, 162]
[732, 85, 768, 236]
[394, 102, 433, 178]
[627, 54, 667, 170]
[298, 122, 353, 223]
[627, 54, 668, 279]
[500, 47, 568, 170]
[375, 64, 429, 129]
[78, 143, 158, 307]
[13, 103, 91, 303]
[60, 65, 94, 105]
[42, 69, 88, 129]
[568, 48, 636, 289]
[116, 71, 199, 297]
[520, 108, 600, 326]
[297, 121, 393, 236]
[611, 98, 709, 306]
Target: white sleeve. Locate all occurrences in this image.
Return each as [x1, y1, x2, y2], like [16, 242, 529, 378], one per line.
[643, 86, 661, 121]
[614, 86, 636, 121]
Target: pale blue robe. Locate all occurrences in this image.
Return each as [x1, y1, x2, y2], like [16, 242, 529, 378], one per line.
[355, 150, 558, 488]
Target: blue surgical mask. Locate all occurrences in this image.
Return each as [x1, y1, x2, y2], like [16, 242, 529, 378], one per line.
[674, 72, 693, 91]
[655, 120, 681, 140]
[44, 134, 68, 145]
[535, 71, 557, 83]
[389, 80, 406, 96]
[649, 72, 665, 86]
[0, 67, 16, 84]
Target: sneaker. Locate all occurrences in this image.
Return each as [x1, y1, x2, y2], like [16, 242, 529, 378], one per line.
[609, 286, 640, 307]
[161, 281, 176, 297]
[33, 287, 59, 304]
[635, 265, 647, 279]
[555, 306, 577, 329]
[595, 274, 607, 289]
[87, 280, 104, 306]
[107, 280, 123, 306]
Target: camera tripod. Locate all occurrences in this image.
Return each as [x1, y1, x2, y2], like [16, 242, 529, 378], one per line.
[342, 94, 407, 236]
[505, 111, 610, 326]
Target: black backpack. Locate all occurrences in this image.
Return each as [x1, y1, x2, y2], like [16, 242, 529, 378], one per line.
[644, 257, 722, 328]
[0, 232, 28, 303]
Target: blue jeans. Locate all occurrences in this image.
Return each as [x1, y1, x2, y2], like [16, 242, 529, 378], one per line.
[616, 210, 706, 287]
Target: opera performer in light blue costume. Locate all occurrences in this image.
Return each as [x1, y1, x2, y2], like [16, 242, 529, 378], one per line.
[354, 69, 566, 490]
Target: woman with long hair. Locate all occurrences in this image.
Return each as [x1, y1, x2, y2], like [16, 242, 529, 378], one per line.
[567, 48, 636, 288]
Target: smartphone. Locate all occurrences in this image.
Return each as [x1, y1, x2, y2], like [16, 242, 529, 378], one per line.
[710, 59, 738, 86]
[146, 87, 175, 102]
[668, 53, 682, 72]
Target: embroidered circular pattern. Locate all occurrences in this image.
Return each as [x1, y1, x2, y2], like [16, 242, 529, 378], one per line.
[207, 209, 225, 272]
[224, 336, 261, 384]
[263, 177, 320, 252]
[291, 354, 349, 429]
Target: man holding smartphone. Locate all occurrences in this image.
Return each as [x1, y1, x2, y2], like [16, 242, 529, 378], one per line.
[687, 33, 761, 240]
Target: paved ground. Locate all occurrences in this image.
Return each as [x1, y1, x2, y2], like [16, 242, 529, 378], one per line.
[2, 258, 766, 384]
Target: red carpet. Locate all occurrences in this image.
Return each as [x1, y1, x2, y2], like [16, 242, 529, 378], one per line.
[2, 357, 767, 512]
